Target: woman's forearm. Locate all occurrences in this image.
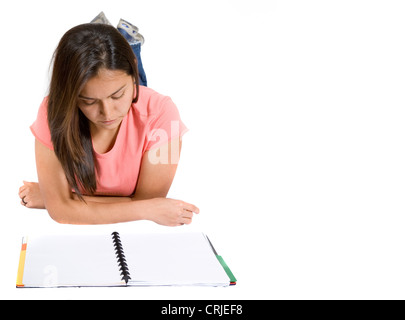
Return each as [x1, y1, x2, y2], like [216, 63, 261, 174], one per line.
[47, 197, 149, 225]
[75, 194, 133, 203]
[75, 191, 162, 203]
[46, 196, 199, 226]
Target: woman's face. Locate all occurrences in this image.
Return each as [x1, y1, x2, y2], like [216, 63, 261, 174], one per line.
[78, 68, 135, 134]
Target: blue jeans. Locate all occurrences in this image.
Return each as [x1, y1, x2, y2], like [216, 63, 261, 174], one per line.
[130, 43, 147, 87]
[117, 29, 147, 87]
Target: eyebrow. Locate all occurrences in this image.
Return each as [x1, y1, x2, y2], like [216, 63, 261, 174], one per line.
[78, 84, 127, 100]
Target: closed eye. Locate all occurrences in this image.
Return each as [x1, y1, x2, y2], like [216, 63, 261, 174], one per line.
[78, 84, 127, 105]
[81, 99, 97, 106]
[111, 90, 125, 100]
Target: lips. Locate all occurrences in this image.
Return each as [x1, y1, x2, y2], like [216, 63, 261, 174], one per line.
[101, 119, 117, 125]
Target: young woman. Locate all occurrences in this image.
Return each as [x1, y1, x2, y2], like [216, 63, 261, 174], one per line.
[18, 22, 199, 226]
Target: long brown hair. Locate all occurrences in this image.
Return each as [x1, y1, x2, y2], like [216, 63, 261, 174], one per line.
[48, 23, 139, 200]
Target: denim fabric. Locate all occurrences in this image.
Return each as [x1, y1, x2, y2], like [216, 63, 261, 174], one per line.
[118, 28, 147, 87]
[130, 42, 147, 87]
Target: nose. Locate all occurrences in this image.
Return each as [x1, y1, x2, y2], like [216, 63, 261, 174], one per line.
[99, 100, 114, 119]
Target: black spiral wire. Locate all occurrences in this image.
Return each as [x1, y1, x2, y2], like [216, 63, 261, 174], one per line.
[111, 232, 131, 284]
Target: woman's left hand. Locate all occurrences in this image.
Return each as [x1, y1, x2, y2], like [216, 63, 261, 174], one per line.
[18, 181, 45, 209]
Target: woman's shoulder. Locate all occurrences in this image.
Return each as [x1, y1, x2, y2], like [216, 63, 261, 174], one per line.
[30, 96, 53, 150]
[132, 86, 174, 117]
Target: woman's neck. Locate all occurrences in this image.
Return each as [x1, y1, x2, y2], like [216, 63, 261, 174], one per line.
[90, 122, 122, 154]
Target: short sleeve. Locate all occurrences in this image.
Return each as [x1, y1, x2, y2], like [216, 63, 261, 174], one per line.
[30, 97, 54, 150]
[145, 97, 188, 151]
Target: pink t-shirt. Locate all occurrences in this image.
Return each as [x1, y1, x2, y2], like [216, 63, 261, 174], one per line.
[30, 86, 188, 196]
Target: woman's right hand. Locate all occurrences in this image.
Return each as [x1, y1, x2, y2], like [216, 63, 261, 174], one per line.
[144, 198, 200, 226]
[18, 181, 45, 209]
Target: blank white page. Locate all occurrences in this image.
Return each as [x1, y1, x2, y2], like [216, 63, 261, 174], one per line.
[22, 235, 123, 287]
[121, 232, 230, 287]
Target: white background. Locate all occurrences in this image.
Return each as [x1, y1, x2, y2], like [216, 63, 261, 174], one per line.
[1, 0, 405, 300]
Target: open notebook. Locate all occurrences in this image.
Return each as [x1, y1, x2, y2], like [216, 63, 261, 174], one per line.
[16, 232, 236, 288]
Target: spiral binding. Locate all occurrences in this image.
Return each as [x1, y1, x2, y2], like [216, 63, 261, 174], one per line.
[111, 232, 131, 284]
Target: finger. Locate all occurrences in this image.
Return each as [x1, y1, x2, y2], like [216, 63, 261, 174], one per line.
[180, 209, 194, 223]
[181, 210, 194, 219]
[19, 188, 28, 199]
[183, 203, 200, 214]
[181, 216, 193, 225]
[19, 185, 27, 195]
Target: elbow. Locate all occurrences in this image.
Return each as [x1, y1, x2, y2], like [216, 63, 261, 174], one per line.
[46, 206, 69, 224]
[45, 198, 98, 225]
[49, 213, 69, 225]
[45, 199, 76, 225]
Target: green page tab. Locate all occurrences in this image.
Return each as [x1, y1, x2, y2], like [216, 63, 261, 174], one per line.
[216, 255, 237, 284]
